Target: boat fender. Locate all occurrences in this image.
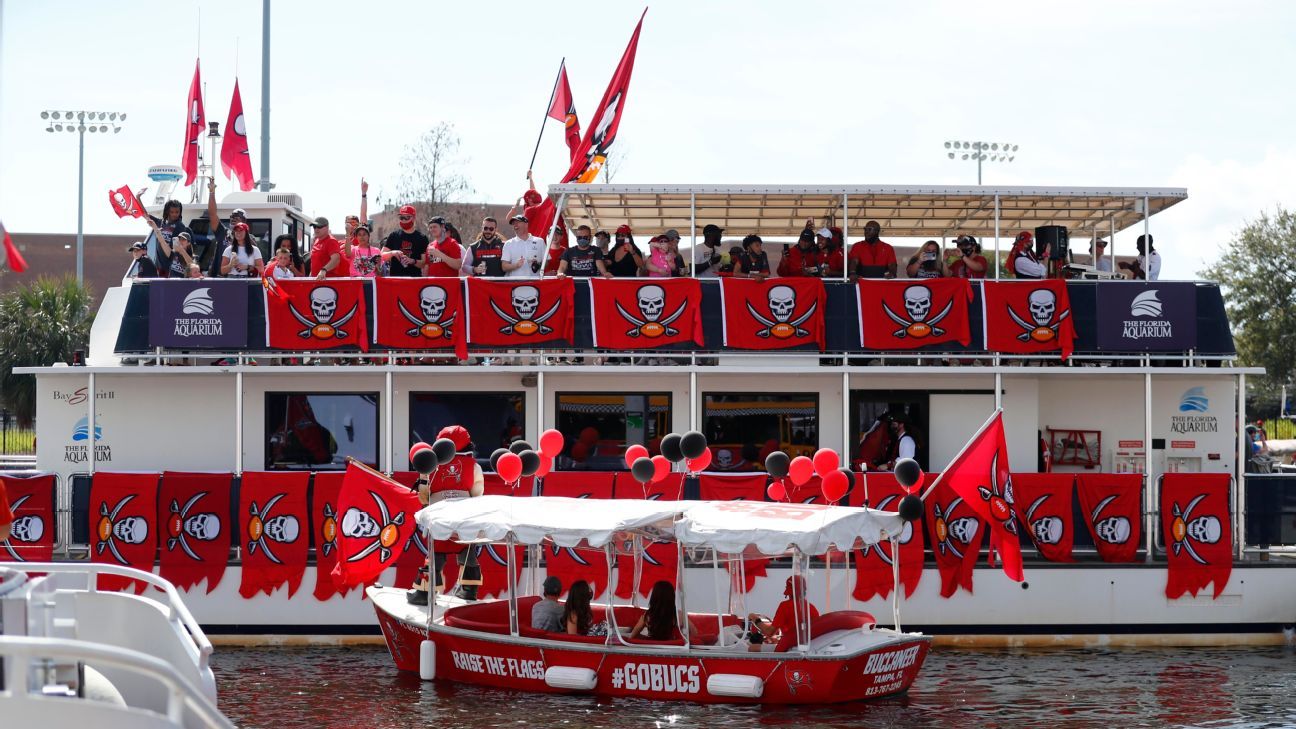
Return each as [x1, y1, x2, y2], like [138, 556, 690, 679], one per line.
[419, 640, 436, 681]
[706, 673, 764, 698]
[544, 666, 598, 691]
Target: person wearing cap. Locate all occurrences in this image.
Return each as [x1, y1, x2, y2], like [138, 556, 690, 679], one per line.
[308, 217, 346, 280]
[606, 224, 644, 277]
[779, 222, 823, 277]
[342, 177, 370, 244]
[660, 229, 686, 276]
[1119, 234, 1160, 281]
[847, 220, 897, 280]
[125, 241, 158, 279]
[735, 234, 771, 280]
[203, 177, 261, 277]
[409, 425, 486, 605]
[1008, 231, 1049, 279]
[558, 224, 612, 278]
[821, 226, 846, 277]
[345, 224, 383, 277]
[501, 214, 546, 278]
[746, 575, 820, 650]
[422, 215, 464, 277]
[949, 235, 988, 279]
[531, 576, 566, 632]
[594, 230, 612, 256]
[220, 221, 265, 278]
[506, 170, 559, 240]
[645, 235, 674, 277]
[382, 204, 430, 277]
[694, 224, 724, 278]
[145, 214, 195, 278]
[1089, 238, 1112, 272]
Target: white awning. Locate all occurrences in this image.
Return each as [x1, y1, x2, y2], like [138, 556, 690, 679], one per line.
[673, 499, 905, 556]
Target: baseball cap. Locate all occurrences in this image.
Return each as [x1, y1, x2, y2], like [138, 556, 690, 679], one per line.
[542, 576, 562, 596]
[176, 231, 192, 241]
[310, 216, 329, 228]
[233, 222, 250, 233]
[437, 425, 471, 451]
[398, 205, 417, 217]
[231, 208, 248, 218]
[663, 229, 680, 241]
[817, 227, 833, 239]
[616, 224, 632, 235]
[702, 224, 724, 236]
[799, 229, 815, 242]
[127, 241, 146, 252]
[510, 214, 529, 224]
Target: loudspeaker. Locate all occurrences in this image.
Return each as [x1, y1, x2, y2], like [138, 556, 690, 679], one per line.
[1035, 225, 1069, 261]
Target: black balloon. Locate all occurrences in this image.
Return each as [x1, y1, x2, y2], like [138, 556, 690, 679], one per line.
[489, 448, 509, 472]
[894, 458, 924, 489]
[509, 440, 533, 455]
[680, 431, 708, 460]
[765, 451, 790, 477]
[897, 494, 924, 522]
[838, 467, 855, 489]
[660, 433, 685, 463]
[518, 450, 542, 477]
[411, 447, 437, 475]
[432, 438, 457, 466]
[631, 456, 655, 484]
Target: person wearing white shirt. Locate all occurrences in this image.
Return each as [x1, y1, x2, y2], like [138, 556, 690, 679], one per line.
[693, 224, 724, 278]
[1090, 239, 1112, 272]
[501, 214, 545, 278]
[1120, 234, 1161, 280]
[885, 413, 919, 470]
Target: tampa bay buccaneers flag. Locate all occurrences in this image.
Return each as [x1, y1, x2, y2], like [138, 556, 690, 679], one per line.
[590, 278, 704, 349]
[220, 79, 256, 191]
[1161, 473, 1231, 599]
[925, 477, 983, 597]
[548, 60, 582, 162]
[983, 280, 1076, 360]
[850, 472, 925, 601]
[157, 472, 232, 593]
[466, 277, 574, 347]
[373, 277, 467, 359]
[108, 185, 147, 219]
[90, 472, 160, 593]
[181, 59, 205, 186]
[562, 10, 646, 184]
[697, 473, 769, 593]
[332, 462, 421, 589]
[720, 277, 826, 351]
[858, 279, 972, 350]
[0, 220, 26, 274]
[238, 471, 310, 598]
[613, 473, 683, 599]
[1076, 473, 1142, 563]
[309, 472, 354, 601]
[265, 278, 369, 351]
[540, 472, 614, 598]
[0, 474, 55, 563]
[1010, 473, 1076, 563]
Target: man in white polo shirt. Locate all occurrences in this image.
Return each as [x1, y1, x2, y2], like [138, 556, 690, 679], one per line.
[501, 214, 546, 278]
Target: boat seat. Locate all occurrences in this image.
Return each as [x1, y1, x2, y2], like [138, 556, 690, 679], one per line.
[775, 610, 876, 652]
[443, 596, 542, 635]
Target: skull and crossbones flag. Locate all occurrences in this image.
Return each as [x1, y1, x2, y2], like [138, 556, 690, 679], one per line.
[238, 471, 310, 598]
[265, 278, 369, 351]
[613, 473, 683, 599]
[89, 472, 160, 593]
[857, 279, 973, 350]
[1009, 473, 1076, 563]
[157, 471, 232, 593]
[1076, 473, 1142, 563]
[309, 472, 355, 601]
[332, 462, 421, 589]
[983, 280, 1076, 359]
[720, 278, 826, 351]
[924, 477, 984, 598]
[373, 277, 468, 359]
[590, 278, 704, 350]
[1160, 473, 1231, 599]
[561, 10, 646, 184]
[466, 277, 575, 347]
[0, 474, 55, 563]
[539, 472, 615, 598]
[849, 473, 924, 601]
[220, 79, 256, 191]
[180, 59, 205, 187]
[108, 184, 147, 219]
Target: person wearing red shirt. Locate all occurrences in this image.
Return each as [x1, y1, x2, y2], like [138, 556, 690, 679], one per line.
[847, 220, 897, 279]
[747, 575, 820, 649]
[779, 229, 822, 277]
[820, 226, 845, 277]
[422, 216, 463, 277]
[309, 217, 347, 279]
[948, 235, 989, 279]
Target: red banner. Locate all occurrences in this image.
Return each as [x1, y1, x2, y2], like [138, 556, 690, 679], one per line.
[220, 79, 256, 191]
[89, 472, 159, 593]
[983, 280, 1076, 359]
[1076, 473, 1142, 563]
[561, 11, 645, 184]
[614, 473, 683, 599]
[265, 279, 369, 351]
[238, 471, 310, 598]
[373, 277, 468, 359]
[0, 474, 55, 563]
[108, 184, 147, 219]
[697, 473, 769, 592]
[590, 278, 704, 350]
[181, 59, 205, 186]
[1010, 473, 1076, 563]
[310, 472, 354, 601]
[540, 471, 614, 598]
[466, 277, 574, 347]
[332, 464, 421, 589]
[857, 279, 972, 350]
[720, 278, 826, 350]
[926, 477, 984, 598]
[940, 413, 1024, 583]
[157, 472, 232, 593]
[850, 473, 925, 601]
[1161, 473, 1232, 599]
[548, 62, 582, 161]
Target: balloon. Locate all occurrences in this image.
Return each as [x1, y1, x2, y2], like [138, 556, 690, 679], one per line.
[764, 451, 790, 478]
[680, 431, 708, 460]
[518, 450, 541, 477]
[535, 456, 553, 478]
[788, 456, 814, 487]
[812, 448, 840, 477]
[509, 440, 533, 455]
[821, 470, 849, 502]
[687, 447, 712, 473]
[578, 426, 600, 445]
[898, 494, 924, 522]
[432, 438, 457, 466]
[767, 479, 787, 501]
[497, 452, 522, 483]
[838, 468, 855, 497]
[624, 444, 649, 470]
[489, 447, 509, 472]
[660, 433, 685, 463]
[631, 456, 655, 484]
[570, 441, 591, 462]
[894, 458, 924, 490]
[651, 455, 671, 483]
[409, 442, 436, 474]
[539, 429, 565, 458]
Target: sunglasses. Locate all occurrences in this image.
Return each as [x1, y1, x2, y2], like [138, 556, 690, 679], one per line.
[482, 226, 496, 232]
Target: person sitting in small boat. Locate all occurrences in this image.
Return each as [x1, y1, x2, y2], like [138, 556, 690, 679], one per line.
[563, 580, 609, 637]
[629, 581, 701, 642]
[747, 575, 820, 650]
[531, 576, 565, 632]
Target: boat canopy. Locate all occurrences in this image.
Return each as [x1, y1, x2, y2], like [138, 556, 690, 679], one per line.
[416, 495, 908, 557]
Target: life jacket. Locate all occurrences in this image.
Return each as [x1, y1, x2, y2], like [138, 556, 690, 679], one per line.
[428, 453, 476, 503]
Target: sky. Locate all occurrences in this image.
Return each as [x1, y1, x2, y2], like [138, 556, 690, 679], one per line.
[2, 0, 1295, 281]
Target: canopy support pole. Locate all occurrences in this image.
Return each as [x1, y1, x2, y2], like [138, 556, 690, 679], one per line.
[87, 372, 96, 476]
[1144, 370, 1154, 563]
[993, 194, 1001, 280]
[677, 538, 690, 649]
[234, 371, 243, 473]
[1237, 371, 1247, 560]
[507, 535, 519, 637]
[890, 536, 902, 632]
[689, 192, 696, 278]
[841, 193, 849, 281]
[383, 370, 393, 473]
[842, 372, 850, 478]
[711, 549, 724, 644]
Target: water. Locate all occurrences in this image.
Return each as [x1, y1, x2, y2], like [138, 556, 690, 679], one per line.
[213, 645, 1296, 728]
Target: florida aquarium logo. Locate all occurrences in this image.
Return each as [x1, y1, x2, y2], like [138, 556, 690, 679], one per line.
[66, 416, 111, 463]
[1172, 387, 1216, 434]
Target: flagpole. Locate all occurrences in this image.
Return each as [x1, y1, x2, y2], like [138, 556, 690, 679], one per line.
[527, 58, 565, 173]
[917, 408, 1002, 502]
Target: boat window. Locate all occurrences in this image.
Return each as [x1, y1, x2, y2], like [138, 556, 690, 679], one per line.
[850, 391, 928, 471]
[264, 392, 379, 470]
[554, 393, 672, 470]
[702, 393, 819, 472]
[409, 392, 526, 466]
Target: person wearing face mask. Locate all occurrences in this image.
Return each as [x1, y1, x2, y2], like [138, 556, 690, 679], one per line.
[694, 224, 724, 278]
[382, 205, 430, 277]
[948, 235, 988, 279]
[557, 224, 613, 277]
[468, 217, 506, 277]
[594, 230, 612, 256]
[606, 225, 644, 277]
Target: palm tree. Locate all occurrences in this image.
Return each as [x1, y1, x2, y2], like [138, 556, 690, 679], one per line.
[0, 276, 94, 425]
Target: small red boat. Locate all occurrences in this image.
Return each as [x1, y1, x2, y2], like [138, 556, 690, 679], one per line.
[371, 496, 930, 704]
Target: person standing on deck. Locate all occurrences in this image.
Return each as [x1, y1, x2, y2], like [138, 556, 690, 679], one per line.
[409, 425, 485, 605]
[848, 220, 897, 280]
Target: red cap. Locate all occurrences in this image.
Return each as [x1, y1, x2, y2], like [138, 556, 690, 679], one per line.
[233, 222, 250, 233]
[523, 190, 543, 206]
[616, 224, 632, 235]
[398, 205, 417, 217]
[1016, 231, 1034, 243]
[437, 425, 471, 451]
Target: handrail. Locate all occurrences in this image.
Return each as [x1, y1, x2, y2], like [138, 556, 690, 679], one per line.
[0, 636, 233, 729]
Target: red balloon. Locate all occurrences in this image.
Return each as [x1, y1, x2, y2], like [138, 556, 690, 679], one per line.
[579, 426, 600, 445]
[570, 441, 591, 462]
[408, 441, 432, 463]
[535, 456, 553, 478]
[625, 444, 649, 470]
[687, 447, 712, 473]
[812, 448, 840, 478]
[822, 470, 849, 502]
[789, 456, 814, 486]
[497, 452, 522, 483]
[767, 479, 787, 502]
[539, 429, 565, 458]
[651, 455, 671, 483]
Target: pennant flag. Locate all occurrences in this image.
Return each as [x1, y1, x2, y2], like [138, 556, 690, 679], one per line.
[590, 278, 704, 349]
[157, 472, 232, 593]
[1161, 473, 1232, 599]
[697, 473, 769, 592]
[108, 185, 147, 219]
[465, 277, 575, 347]
[220, 79, 256, 191]
[238, 471, 310, 598]
[373, 277, 468, 359]
[264, 278, 369, 351]
[0, 220, 26, 274]
[613, 472, 683, 599]
[0, 474, 56, 563]
[1010, 473, 1076, 563]
[849, 472, 925, 601]
[720, 277, 826, 351]
[857, 278, 973, 350]
[925, 477, 984, 597]
[89, 472, 160, 593]
[539, 471, 615, 598]
[548, 62, 582, 162]
[1076, 473, 1142, 563]
[310, 472, 355, 601]
[181, 59, 205, 187]
[983, 280, 1076, 360]
[561, 10, 646, 183]
[331, 462, 421, 589]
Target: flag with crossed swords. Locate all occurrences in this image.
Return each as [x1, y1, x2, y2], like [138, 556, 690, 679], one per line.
[856, 278, 974, 350]
[89, 472, 160, 593]
[1160, 473, 1232, 599]
[850, 473, 925, 601]
[0, 474, 55, 563]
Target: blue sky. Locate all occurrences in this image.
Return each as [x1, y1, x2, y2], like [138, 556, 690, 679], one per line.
[2, 0, 1294, 280]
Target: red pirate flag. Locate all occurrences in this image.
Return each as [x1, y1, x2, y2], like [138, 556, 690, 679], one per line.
[1161, 473, 1232, 599]
[108, 185, 147, 219]
[265, 278, 369, 351]
[157, 472, 232, 593]
[857, 279, 972, 350]
[373, 277, 467, 359]
[562, 11, 646, 184]
[925, 477, 984, 598]
[548, 61, 582, 162]
[983, 280, 1076, 359]
[613, 472, 683, 599]
[539, 471, 614, 598]
[238, 471, 310, 598]
[89, 472, 160, 593]
[720, 278, 826, 351]
[181, 59, 205, 187]
[590, 278, 704, 349]
[849, 472, 925, 601]
[310, 472, 355, 601]
[1076, 473, 1142, 563]
[1010, 473, 1076, 563]
[332, 463, 421, 589]
[697, 473, 770, 593]
[465, 277, 574, 347]
[0, 220, 26, 274]
[220, 79, 256, 191]
[0, 474, 55, 563]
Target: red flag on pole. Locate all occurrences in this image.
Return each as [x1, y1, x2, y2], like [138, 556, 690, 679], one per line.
[108, 185, 147, 219]
[220, 79, 256, 191]
[181, 59, 205, 187]
[548, 62, 582, 162]
[562, 10, 646, 183]
[331, 462, 421, 589]
[0, 220, 26, 274]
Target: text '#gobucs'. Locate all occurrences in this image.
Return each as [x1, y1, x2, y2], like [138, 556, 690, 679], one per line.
[611, 662, 701, 694]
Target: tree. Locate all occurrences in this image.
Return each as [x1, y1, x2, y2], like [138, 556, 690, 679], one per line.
[0, 276, 94, 425]
[393, 122, 473, 216]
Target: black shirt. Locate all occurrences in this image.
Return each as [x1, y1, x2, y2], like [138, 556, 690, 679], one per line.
[127, 256, 159, 279]
[606, 242, 642, 277]
[560, 245, 604, 277]
[738, 250, 770, 275]
[469, 238, 506, 277]
[383, 229, 430, 277]
[147, 214, 193, 276]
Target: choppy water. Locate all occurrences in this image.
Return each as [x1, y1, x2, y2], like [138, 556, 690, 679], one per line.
[213, 645, 1296, 728]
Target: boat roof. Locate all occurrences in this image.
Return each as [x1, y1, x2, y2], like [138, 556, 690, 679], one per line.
[549, 184, 1187, 239]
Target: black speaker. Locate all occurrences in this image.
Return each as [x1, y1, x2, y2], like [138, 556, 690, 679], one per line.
[1035, 225, 1069, 261]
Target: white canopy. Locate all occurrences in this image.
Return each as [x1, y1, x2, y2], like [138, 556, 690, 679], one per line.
[416, 495, 908, 557]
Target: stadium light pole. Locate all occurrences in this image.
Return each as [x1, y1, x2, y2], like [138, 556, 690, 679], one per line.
[944, 140, 1018, 185]
[41, 110, 126, 284]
